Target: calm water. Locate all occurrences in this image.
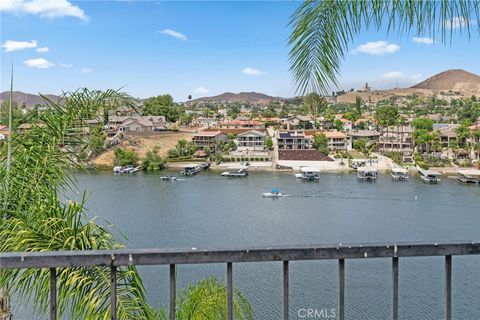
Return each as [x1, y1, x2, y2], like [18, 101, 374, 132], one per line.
[15, 170, 480, 319]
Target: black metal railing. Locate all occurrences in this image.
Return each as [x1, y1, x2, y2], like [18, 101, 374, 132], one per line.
[1, 241, 479, 320]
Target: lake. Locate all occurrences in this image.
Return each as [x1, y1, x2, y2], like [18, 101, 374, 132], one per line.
[14, 170, 480, 319]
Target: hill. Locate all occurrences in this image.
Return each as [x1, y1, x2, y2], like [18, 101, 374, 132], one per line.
[0, 91, 61, 107]
[188, 91, 285, 104]
[411, 69, 480, 91]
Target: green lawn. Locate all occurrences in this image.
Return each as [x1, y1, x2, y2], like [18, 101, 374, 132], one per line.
[348, 150, 366, 159]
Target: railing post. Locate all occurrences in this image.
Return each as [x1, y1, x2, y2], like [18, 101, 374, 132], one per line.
[338, 259, 345, 320]
[50, 268, 56, 320]
[392, 257, 399, 320]
[227, 262, 233, 320]
[283, 261, 289, 320]
[110, 266, 117, 320]
[170, 264, 176, 320]
[445, 255, 452, 320]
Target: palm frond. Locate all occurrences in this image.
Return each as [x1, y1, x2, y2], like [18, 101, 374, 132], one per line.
[289, 0, 480, 95]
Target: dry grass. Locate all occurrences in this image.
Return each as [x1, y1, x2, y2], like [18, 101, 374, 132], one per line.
[93, 132, 193, 168]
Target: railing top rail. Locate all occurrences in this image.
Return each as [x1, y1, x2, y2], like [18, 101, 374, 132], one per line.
[1, 241, 479, 269]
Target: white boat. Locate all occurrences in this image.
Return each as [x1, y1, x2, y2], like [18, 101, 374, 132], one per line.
[113, 166, 123, 173]
[262, 189, 283, 198]
[121, 165, 134, 173]
[221, 168, 248, 177]
[417, 167, 441, 184]
[357, 167, 378, 181]
[390, 167, 409, 181]
[181, 164, 202, 176]
[457, 169, 480, 184]
[160, 174, 177, 181]
[129, 166, 141, 173]
[295, 167, 320, 181]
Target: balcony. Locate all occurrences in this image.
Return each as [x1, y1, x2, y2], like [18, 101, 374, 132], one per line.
[1, 241, 479, 320]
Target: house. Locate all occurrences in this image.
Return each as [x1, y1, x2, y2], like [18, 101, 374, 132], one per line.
[276, 131, 312, 150]
[218, 119, 265, 130]
[108, 116, 167, 134]
[236, 130, 266, 151]
[377, 125, 414, 162]
[324, 131, 349, 150]
[348, 130, 380, 143]
[377, 126, 413, 151]
[434, 124, 462, 148]
[194, 117, 218, 128]
[192, 131, 228, 151]
[284, 115, 312, 129]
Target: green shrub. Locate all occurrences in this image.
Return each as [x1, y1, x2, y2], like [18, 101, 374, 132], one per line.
[114, 148, 138, 166]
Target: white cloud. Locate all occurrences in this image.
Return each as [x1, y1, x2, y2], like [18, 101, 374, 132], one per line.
[444, 17, 475, 29]
[2, 40, 37, 52]
[0, 0, 87, 20]
[24, 58, 54, 69]
[59, 63, 72, 68]
[412, 37, 434, 45]
[351, 41, 400, 55]
[382, 71, 423, 82]
[81, 68, 92, 74]
[194, 86, 210, 94]
[36, 46, 49, 52]
[383, 71, 405, 80]
[158, 29, 187, 41]
[242, 67, 264, 76]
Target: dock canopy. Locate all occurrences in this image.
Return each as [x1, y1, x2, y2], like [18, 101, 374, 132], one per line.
[357, 167, 378, 173]
[300, 167, 320, 173]
[418, 168, 441, 176]
[457, 169, 480, 177]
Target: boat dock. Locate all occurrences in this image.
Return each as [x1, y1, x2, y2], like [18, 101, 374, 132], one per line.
[295, 167, 320, 181]
[390, 167, 409, 181]
[221, 166, 248, 177]
[417, 167, 441, 184]
[457, 169, 480, 184]
[357, 167, 378, 181]
[180, 162, 210, 176]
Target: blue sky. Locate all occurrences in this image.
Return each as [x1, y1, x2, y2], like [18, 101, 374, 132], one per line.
[1, 1, 479, 101]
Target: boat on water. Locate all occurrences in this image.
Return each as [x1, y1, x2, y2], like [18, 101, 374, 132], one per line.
[160, 174, 177, 181]
[417, 167, 441, 184]
[262, 188, 282, 198]
[457, 169, 480, 184]
[357, 167, 378, 181]
[221, 168, 248, 177]
[295, 167, 320, 181]
[114, 165, 141, 174]
[390, 167, 409, 181]
[181, 164, 203, 176]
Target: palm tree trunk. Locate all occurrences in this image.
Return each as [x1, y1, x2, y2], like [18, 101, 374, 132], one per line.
[0, 288, 12, 320]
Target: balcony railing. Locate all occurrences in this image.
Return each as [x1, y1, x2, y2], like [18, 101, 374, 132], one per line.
[1, 241, 479, 320]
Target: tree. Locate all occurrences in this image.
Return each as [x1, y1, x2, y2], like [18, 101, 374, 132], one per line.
[312, 132, 328, 155]
[411, 118, 434, 131]
[333, 119, 343, 131]
[141, 146, 165, 171]
[114, 148, 139, 166]
[288, 1, 478, 94]
[265, 136, 273, 149]
[142, 94, 183, 122]
[304, 93, 327, 128]
[375, 105, 399, 127]
[355, 96, 362, 116]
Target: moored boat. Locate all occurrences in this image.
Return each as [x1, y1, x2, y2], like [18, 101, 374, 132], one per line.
[417, 167, 441, 184]
[121, 165, 135, 173]
[129, 166, 141, 173]
[357, 167, 378, 181]
[113, 166, 123, 173]
[457, 169, 480, 184]
[181, 164, 203, 176]
[295, 167, 320, 181]
[221, 168, 248, 177]
[390, 166, 409, 181]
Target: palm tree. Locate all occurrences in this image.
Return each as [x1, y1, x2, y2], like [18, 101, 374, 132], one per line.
[289, 0, 478, 95]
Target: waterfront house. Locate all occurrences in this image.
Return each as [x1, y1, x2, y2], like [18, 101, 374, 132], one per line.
[192, 131, 228, 151]
[348, 130, 380, 143]
[284, 115, 313, 129]
[108, 116, 168, 134]
[433, 124, 463, 148]
[236, 130, 266, 151]
[218, 119, 265, 130]
[377, 125, 413, 152]
[324, 131, 349, 150]
[276, 131, 312, 150]
[194, 117, 218, 128]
